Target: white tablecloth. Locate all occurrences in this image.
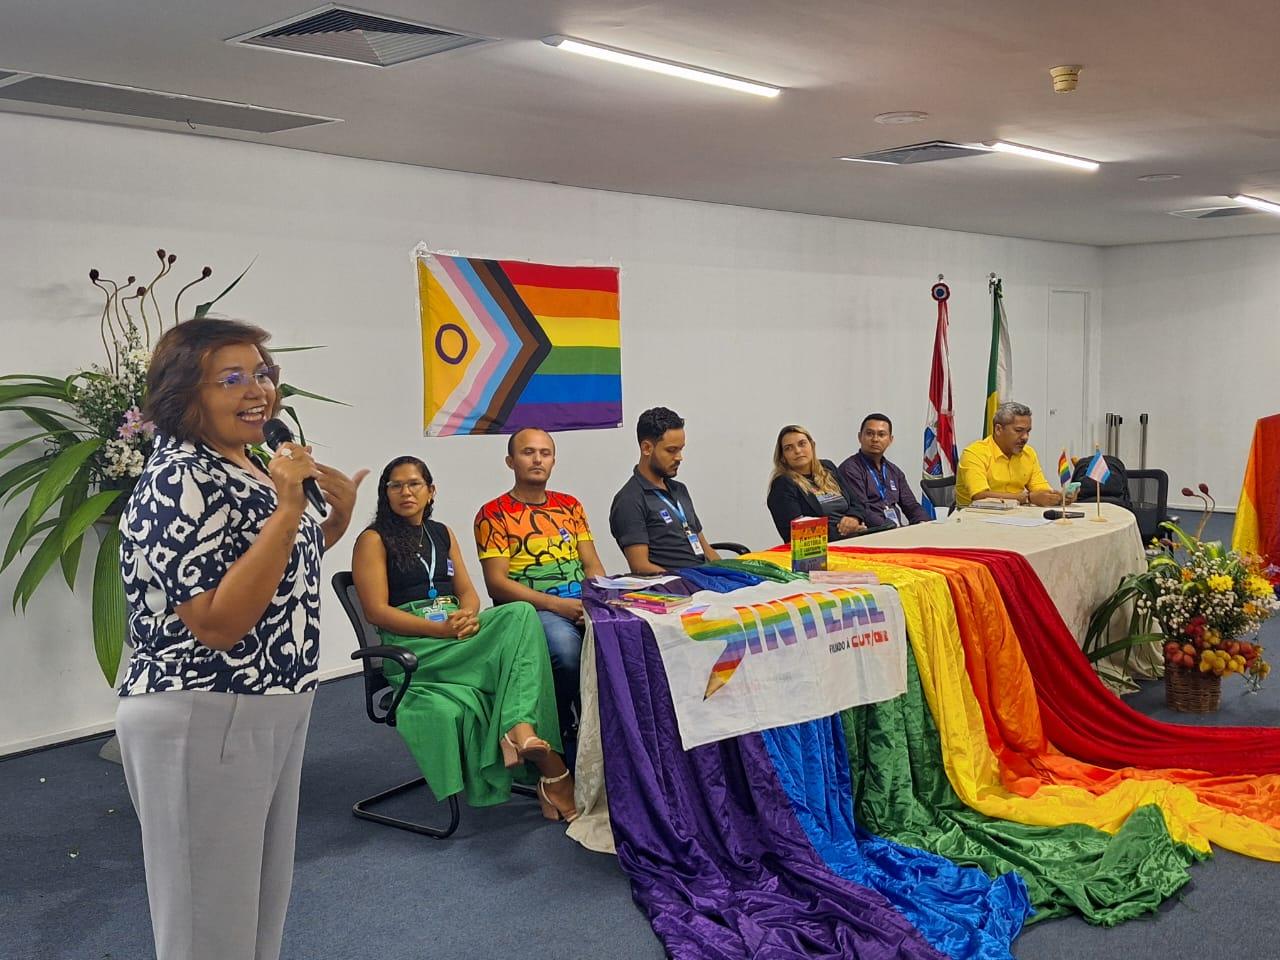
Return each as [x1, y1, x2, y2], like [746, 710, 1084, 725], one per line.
[854, 502, 1146, 647]
[567, 501, 1151, 854]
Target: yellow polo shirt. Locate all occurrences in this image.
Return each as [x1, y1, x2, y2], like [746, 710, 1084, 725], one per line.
[955, 435, 1051, 507]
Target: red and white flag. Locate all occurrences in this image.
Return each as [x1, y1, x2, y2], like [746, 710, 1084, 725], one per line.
[923, 280, 959, 481]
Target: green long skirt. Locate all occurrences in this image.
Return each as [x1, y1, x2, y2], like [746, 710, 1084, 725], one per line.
[380, 600, 561, 807]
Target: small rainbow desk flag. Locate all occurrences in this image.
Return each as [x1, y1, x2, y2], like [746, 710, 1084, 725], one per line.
[416, 249, 622, 436]
[1058, 450, 1072, 486]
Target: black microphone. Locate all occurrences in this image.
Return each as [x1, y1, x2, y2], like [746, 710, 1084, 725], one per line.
[1043, 509, 1084, 520]
[262, 418, 328, 517]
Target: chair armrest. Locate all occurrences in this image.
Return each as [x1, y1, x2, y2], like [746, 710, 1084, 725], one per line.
[352, 645, 419, 673]
[351, 645, 418, 726]
[710, 541, 751, 556]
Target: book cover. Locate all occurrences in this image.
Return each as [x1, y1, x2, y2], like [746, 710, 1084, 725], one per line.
[610, 591, 693, 613]
[808, 569, 880, 585]
[790, 516, 828, 572]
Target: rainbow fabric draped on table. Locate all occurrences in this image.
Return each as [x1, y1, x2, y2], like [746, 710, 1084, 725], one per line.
[587, 545, 1280, 958]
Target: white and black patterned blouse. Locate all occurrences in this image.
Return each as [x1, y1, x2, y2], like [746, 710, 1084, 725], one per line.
[118, 435, 324, 696]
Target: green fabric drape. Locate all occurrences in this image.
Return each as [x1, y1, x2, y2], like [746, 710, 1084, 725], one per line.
[843, 651, 1205, 925]
[381, 600, 560, 807]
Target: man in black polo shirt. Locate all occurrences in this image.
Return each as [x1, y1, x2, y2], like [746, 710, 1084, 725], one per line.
[609, 406, 721, 574]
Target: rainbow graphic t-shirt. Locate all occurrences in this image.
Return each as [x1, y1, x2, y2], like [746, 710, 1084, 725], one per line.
[474, 491, 594, 598]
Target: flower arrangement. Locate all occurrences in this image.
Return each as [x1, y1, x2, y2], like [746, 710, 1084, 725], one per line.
[0, 250, 335, 684]
[1086, 489, 1279, 701]
[1145, 531, 1276, 688]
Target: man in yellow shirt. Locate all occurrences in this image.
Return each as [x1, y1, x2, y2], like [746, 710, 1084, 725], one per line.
[956, 401, 1073, 508]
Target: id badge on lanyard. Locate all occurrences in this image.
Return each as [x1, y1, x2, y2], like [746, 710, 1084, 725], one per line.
[867, 457, 904, 526]
[422, 596, 459, 622]
[656, 490, 702, 556]
[687, 528, 704, 556]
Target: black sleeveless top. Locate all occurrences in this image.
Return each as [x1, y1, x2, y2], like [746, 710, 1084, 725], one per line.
[384, 519, 454, 608]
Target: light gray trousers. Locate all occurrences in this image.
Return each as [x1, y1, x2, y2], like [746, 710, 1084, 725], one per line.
[116, 689, 315, 960]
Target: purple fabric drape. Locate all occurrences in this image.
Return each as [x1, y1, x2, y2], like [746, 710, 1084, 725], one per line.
[589, 595, 945, 960]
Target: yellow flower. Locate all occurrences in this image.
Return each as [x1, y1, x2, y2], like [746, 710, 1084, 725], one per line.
[1207, 574, 1234, 592]
[1247, 575, 1274, 598]
[1244, 602, 1258, 618]
[1181, 569, 1195, 582]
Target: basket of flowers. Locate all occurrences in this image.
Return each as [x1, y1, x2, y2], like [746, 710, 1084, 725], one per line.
[1086, 517, 1278, 712]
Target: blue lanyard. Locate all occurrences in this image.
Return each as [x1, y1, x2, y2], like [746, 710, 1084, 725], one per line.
[418, 531, 439, 600]
[652, 489, 689, 528]
[861, 453, 892, 501]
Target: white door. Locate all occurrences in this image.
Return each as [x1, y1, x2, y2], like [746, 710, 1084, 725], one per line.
[1045, 290, 1089, 459]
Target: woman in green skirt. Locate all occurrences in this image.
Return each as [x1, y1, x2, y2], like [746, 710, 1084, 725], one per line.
[352, 455, 576, 820]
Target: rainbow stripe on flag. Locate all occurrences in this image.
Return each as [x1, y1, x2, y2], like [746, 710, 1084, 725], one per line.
[416, 250, 622, 436]
[1058, 449, 1072, 486]
[1233, 413, 1280, 566]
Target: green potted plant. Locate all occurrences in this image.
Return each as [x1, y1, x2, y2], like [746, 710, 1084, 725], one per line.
[0, 249, 338, 686]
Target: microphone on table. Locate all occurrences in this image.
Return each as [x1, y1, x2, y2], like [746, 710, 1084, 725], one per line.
[1043, 509, 1085, 520]
[262, 418, 328, 517]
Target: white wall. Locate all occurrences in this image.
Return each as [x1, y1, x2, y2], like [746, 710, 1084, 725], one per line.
[1100, 236, 1280, 512]
[0, 113, 1101, 753]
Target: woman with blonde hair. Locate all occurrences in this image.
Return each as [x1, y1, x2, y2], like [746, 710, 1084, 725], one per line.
[765, 424, 876, 542]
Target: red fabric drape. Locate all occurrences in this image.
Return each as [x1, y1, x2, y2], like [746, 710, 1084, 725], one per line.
[851, 545, 1280, 776]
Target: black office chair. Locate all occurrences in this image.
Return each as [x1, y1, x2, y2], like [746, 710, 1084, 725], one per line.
[920, 475, 957, 516]
[709, 541, 752, 556]
[332, 571, 458, 837]
[1125, 469, 1177, 544]
[331, 571, 537, 839]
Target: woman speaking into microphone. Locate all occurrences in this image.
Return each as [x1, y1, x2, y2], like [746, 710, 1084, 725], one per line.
[115, 318, 366, 960]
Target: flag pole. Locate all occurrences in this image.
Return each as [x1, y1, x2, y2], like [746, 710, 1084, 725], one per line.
[1057, 446, 1071, 524]
[1090, 443, 1108, 523]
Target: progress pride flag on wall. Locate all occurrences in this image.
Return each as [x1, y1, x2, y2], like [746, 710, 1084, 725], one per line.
[631, 580, 907, 749]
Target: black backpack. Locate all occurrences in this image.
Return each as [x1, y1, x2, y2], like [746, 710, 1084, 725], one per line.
[1070, 454, 1131, 508]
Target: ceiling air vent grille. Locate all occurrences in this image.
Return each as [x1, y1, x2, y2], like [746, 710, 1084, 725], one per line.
[843, 140, 991, 165]
[229, 5, 493, 67]
[0, 73, 339, 133]
[1168, 206, 1259, 220]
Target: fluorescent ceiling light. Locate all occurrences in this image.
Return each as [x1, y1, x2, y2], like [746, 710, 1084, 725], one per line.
[1230, 193, 1280, 215]
[838, 156, 898, 165]
[542, 35, 780, 98]
[986, 140, 1100, 171]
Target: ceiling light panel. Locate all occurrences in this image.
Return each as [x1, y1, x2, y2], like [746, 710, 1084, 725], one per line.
[1229, 194, 1280, 215]
[987, 140, 1100, 171]
[542, 35, 780, 98]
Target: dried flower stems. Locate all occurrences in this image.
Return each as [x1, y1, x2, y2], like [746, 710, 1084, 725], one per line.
[88, 251, 214, 370]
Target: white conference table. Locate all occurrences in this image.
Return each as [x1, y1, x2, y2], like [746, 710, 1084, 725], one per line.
[567, 501, 1150, 854]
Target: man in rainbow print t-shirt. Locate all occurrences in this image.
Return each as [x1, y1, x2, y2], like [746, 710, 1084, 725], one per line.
[475, 428, 606, 754]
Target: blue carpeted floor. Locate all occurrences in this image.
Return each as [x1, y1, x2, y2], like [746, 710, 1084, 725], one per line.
[3, 513, 1276, 960]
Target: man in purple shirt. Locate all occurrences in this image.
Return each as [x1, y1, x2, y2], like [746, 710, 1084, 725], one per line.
[837, 413, 931, 527]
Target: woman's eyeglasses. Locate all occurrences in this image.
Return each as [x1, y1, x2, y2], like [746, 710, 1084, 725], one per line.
[206, 366, 281, 391]
[386, 480, 428, 493]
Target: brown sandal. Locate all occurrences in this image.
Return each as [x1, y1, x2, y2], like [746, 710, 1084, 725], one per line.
[537, 769, 578, 823]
